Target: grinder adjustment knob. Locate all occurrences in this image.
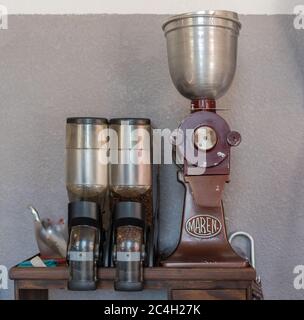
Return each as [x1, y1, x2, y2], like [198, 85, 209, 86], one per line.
[227, 131, 241, 147]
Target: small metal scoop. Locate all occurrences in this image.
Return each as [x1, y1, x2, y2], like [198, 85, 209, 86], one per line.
[28, 205, 67, 258]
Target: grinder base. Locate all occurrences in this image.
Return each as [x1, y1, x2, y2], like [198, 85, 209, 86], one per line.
[160, 172, 248, 268]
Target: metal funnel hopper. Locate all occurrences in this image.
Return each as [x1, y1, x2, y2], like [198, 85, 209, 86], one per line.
[162, 11, 241, 101]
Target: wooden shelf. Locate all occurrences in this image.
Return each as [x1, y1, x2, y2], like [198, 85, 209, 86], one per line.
[10, 265, 256, 281]
[10, 264, 258, 300]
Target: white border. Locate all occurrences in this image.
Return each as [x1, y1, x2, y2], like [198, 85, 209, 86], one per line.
[1, 0, 299, 14]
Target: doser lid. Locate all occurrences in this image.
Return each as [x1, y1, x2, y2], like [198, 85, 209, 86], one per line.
[67, 117, 108, 125]
[68, 201, 99, 223]
[114, 201, 144, 222]
[109, 118, 151, 126]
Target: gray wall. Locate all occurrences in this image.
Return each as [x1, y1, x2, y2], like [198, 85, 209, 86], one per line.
[0, 14, 303, 300]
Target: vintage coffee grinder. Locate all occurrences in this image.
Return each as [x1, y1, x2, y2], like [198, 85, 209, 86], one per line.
[160, 11, 250, 268]
[65, 117, 108, 290]
[107, 118, 155, 290]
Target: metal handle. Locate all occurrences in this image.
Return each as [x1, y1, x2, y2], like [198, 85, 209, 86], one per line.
[229, 231, 255, 269]
[28, 205, 41, 222]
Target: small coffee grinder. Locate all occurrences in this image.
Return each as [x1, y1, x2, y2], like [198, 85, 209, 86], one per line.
[160, 11, 249, 268]
[65, 117, 108, 290]
[107, 118, 155, 291]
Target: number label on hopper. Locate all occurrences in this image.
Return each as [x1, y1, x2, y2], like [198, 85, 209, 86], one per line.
[117, 252, 141, 262]
[69, 251, 94, 262]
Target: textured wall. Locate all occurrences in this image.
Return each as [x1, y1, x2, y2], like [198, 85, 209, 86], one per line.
[0, 15, 303, 300]
[3, 0, 299, 14]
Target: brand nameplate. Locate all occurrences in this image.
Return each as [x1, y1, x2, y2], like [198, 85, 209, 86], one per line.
[185, 215, 222, 239]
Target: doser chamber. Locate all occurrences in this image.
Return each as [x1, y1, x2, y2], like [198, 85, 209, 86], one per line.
[67, 201, 100, 291]
[66, 117, 109, 203]
[113, 201, 145, 291]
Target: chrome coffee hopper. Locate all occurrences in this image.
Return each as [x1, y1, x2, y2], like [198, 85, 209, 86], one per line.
[162, 10, 241, 101]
